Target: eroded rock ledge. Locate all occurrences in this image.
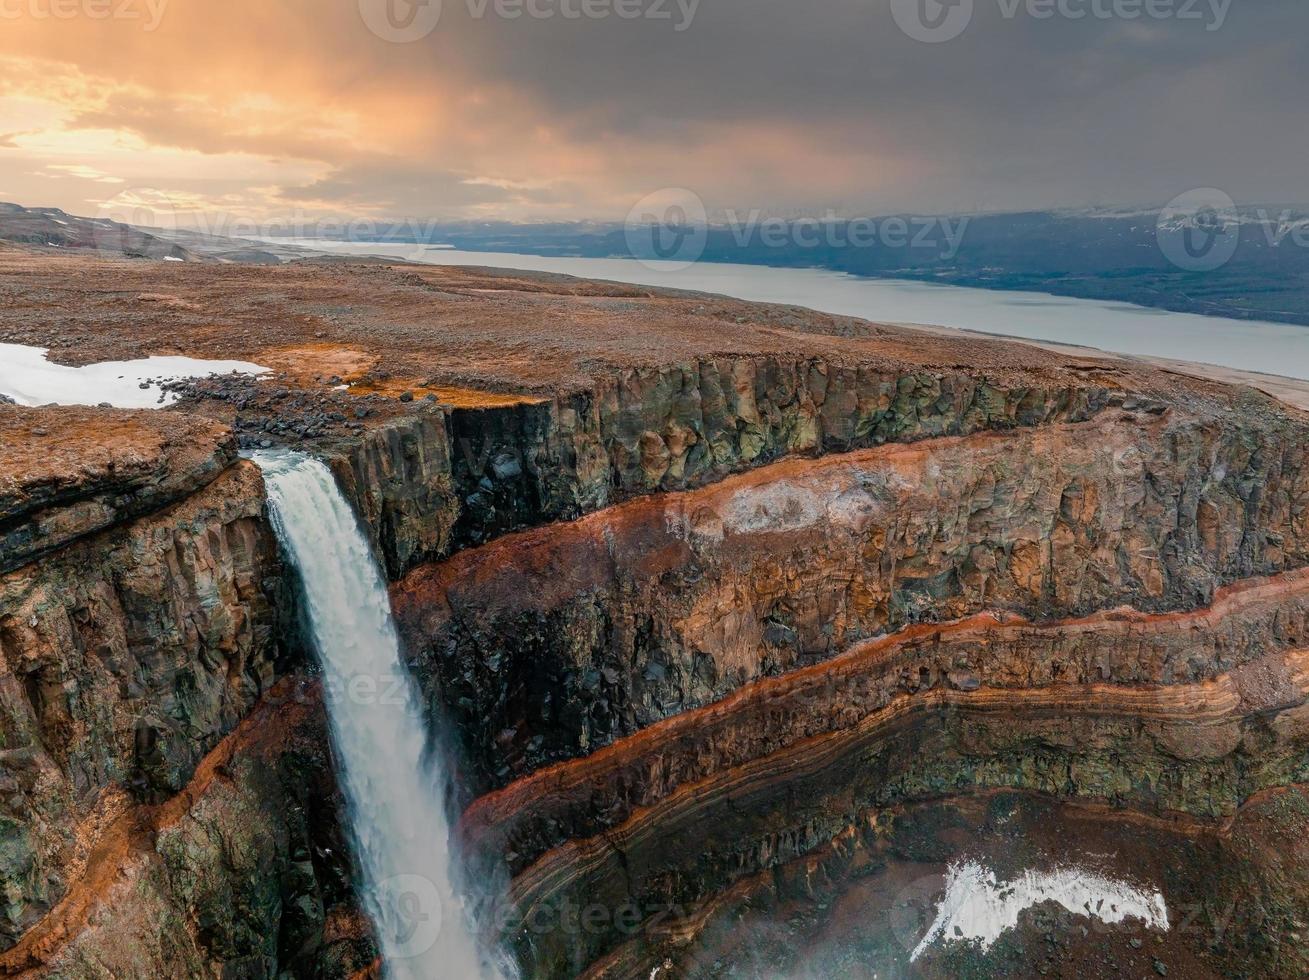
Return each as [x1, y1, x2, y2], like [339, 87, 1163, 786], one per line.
[396, 402, 1309, 791]
[0, 679, 370, 979]
[0, 407, 236, 574]
[462, 568, 1309, 875]
[0, 461, 296, 949]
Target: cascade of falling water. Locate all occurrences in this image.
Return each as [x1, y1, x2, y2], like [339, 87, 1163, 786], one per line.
[256, 450, 502, 979]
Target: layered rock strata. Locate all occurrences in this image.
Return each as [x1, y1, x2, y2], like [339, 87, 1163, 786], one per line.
[0, 408, 369, 976]
[585, 788, 1309, 980]
[462, 569, 1309, 872]
[0, 408, 236, 574]
[395, 400, 1309, 790]
[476, 643, 1309, 975]
[436, 359, 1111, 557]
[3, 258, 1309, 979]
[0, 680, 371, 979]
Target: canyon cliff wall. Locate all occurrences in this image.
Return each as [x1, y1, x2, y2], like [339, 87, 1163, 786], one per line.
[388, 381, 1309, 978]
[0, 410, 368, 978]
[4, 261, 1309, 980]
[396, 396, 1308, 791]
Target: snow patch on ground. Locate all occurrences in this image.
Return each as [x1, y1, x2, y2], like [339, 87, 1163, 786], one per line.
[911, 861, 1168, 962]
[0, 342, 268, 409]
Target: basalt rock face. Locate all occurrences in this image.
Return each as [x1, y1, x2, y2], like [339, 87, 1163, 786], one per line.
[462, 570, 1309, 874]
[442, 359, 1111, 554]
[320, 357, 1114, 580]
[326, 407, 460, 580]
[382, 380, 1309, 977]
[395, 397, 1309, 792]
[0, 459, 291, 949]
[0, 410, 370, 977]
[478, 646, 1309, 976]
[0, 681, 373, 980]
[0, 407, 237, 575]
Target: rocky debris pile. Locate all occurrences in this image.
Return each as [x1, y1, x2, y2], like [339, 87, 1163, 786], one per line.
[161, 373, 430, 450]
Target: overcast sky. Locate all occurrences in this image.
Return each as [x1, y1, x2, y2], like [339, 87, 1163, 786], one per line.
[0, 0, 1304, 226]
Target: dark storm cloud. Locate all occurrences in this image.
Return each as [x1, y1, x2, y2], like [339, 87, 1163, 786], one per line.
[3, 0, 1306, 219]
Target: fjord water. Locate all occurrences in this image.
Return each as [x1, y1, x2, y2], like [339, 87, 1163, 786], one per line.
[264, 239, 1309, 383]
[255, 451, 495, 980]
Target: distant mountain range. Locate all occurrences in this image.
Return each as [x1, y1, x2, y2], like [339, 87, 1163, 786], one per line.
[0, 202, 203, 261]
[336, 206, 1309, 327]
[0, 203, 319, 264]
[6, 201, 1309, 327]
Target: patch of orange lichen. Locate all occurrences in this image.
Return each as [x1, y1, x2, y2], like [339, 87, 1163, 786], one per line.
[257, 343, 378, 384]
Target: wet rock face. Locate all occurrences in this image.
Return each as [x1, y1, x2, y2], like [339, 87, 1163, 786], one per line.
[0, 463, 290, 948]
[396, 404, 1309, 790]
[327, 408, 459, 579]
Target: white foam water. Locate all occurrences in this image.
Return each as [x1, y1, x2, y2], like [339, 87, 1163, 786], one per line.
[255, 450, 499, 979]
[911, 860, 1169, 962]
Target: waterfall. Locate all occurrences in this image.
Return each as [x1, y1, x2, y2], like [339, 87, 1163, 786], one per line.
[255, 450, 499, 980]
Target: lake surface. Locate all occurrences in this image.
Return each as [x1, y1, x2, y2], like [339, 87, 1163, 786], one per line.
[264, 239, 1309, 382]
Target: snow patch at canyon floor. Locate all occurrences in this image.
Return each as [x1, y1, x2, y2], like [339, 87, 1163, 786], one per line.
[911, 860, 1169, 962]
[0, 342, 268, 409]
